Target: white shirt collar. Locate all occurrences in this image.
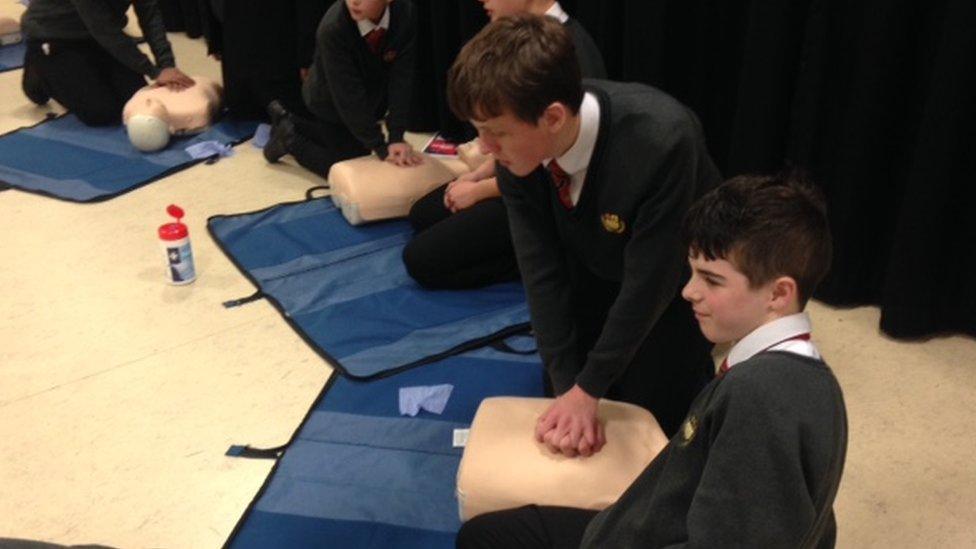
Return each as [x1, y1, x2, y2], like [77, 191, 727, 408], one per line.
[544, 2, 570, 23]
[726, 312, 820, 369]
[548, 92, 600, 177]
[357, 7, 390, 36]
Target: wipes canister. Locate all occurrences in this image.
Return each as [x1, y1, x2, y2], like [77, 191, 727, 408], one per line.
[158, 204, 196, 285]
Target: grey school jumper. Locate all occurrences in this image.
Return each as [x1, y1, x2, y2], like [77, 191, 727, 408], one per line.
[581, 352, 848, 548]
[21, 0, 174, 78]
[497, 80, 720, 433]
[303, 0, 416, 154]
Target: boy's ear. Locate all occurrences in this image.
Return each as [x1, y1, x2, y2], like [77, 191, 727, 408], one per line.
[768, 276, 799, 313]
[539, 102, 569, 133]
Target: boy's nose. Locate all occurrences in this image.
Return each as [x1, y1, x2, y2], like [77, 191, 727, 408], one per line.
[681, 280, 697, 302]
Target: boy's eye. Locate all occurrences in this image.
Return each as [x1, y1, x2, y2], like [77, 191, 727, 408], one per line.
[704, 277, 720, 286]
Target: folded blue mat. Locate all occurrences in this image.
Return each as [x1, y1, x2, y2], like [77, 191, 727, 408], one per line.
[227, 344, 545, 549]
[208, 199, 532, 379]
[0, 41, 25, 72]
[0, 114, 257, 202]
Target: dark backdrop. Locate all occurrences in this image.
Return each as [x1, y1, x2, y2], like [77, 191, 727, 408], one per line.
[417, 0, 976, 340]
[168, 0, 976, 339]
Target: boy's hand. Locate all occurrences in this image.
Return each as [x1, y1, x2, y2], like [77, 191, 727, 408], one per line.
[386, 142, 424, 167]
[155, 68, 195, 90]
[444, 178, 489, 212]
[535, 385, 606, 458]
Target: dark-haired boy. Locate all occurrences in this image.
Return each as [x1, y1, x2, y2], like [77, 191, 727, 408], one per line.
[263, 0, 422, 175]
[458, 174, 848, 549]
[448, 14, 719, 449]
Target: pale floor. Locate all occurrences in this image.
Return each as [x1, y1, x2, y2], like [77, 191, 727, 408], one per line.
[0, 15, 974, 549]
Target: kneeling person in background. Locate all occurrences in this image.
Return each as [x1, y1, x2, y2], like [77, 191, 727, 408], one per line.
[263, 0, 422, 176]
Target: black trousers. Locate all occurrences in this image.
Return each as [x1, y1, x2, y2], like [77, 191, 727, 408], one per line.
[23, 39, 145, 126]
[564, 258, 713, 438]
[289, 115, 369, 178]
[456, 506, 598, 549]
[224, 72, 308, 122]
[402, 185, 520, 289]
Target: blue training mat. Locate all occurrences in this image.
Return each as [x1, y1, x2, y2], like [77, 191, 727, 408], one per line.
[0, 41, 25, 72]
[208, 198, 532, 379]
[0, 114, 257, 202]
[227, 344, 546, 549]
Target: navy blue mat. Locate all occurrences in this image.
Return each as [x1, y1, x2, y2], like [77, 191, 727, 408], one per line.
[0, 114, 257, 202]
[0, 41, 25, 72]
[208, 198, 532, 379]
[227, 344, 545, 549]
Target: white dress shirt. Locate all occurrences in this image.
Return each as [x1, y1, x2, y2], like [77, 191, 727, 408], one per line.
[356, 7, 390, 36]
[544, 2, 570, 23]
[544, 91, 600, 206]
[725, 312, 821, 370]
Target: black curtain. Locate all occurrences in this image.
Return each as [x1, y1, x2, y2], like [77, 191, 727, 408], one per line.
[158, 0, 204, 38]
[413, 0, 975, 339]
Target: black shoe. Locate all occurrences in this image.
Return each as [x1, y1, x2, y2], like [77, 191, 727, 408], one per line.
[22, 63, 49, 106]
[266, 99, 290, 126]
[263, 117, 297, 163]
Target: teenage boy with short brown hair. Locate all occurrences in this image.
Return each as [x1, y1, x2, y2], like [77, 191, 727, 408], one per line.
[448, 14, 721, 451]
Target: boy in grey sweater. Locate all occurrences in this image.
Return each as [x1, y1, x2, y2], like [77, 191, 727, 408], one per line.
[458, 173, 847, 548]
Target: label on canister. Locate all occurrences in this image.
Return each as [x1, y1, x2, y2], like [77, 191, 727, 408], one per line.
[163, 238, 196, 285]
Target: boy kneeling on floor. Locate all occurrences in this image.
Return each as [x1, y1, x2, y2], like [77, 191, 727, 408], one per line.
[458, 173, 849, 549]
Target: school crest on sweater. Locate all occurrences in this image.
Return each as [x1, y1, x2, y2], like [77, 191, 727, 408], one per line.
[601, 213, 626, 234]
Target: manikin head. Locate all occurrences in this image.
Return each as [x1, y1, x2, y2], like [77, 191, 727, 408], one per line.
[125, 97, 171, 152]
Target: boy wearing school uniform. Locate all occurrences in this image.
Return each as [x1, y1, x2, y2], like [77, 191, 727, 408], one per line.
[448, 15, 719, 448]
[457, 173, 848, 549]
[21, 0, 194, 126]
[403, 0, 607, 290]
[263, 0, 423, 174]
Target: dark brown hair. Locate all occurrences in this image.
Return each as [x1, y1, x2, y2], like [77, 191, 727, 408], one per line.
[682, 172, 833, 306]
[447, 14, 583, 123]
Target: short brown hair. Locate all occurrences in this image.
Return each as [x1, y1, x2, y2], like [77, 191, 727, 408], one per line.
[682, 172, 833, 306]
[448, 14, 583, 124]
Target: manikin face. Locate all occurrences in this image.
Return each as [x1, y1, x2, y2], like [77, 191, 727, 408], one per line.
[478, 0, 533, 21]
[471, 106, 563, 177]
[346, 0, 389, 23]
[682, 253, 777, 345]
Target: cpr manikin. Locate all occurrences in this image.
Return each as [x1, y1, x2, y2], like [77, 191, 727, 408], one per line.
[0, 16, 22, 45]
[122, 76, 223, 152]
[327, 147, 478, 226]
[455, 397, 669, 521]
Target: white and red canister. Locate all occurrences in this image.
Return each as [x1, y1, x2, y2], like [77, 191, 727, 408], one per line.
[158, 204, 196, 285]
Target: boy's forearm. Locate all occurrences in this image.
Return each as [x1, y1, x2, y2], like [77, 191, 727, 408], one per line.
[132, 0, 175, 71]
[499, 175, 582, 392]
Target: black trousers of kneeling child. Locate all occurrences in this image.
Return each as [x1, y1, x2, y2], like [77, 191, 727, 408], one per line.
[403, 185, 519, 289]
[23, 38, 146, 126]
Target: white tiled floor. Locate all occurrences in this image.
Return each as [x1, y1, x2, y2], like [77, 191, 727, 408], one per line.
[1, 23, 975, 549]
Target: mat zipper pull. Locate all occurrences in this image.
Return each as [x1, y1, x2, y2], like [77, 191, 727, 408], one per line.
[225, 443, 289, 460]
[222, 290, 266, 309]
